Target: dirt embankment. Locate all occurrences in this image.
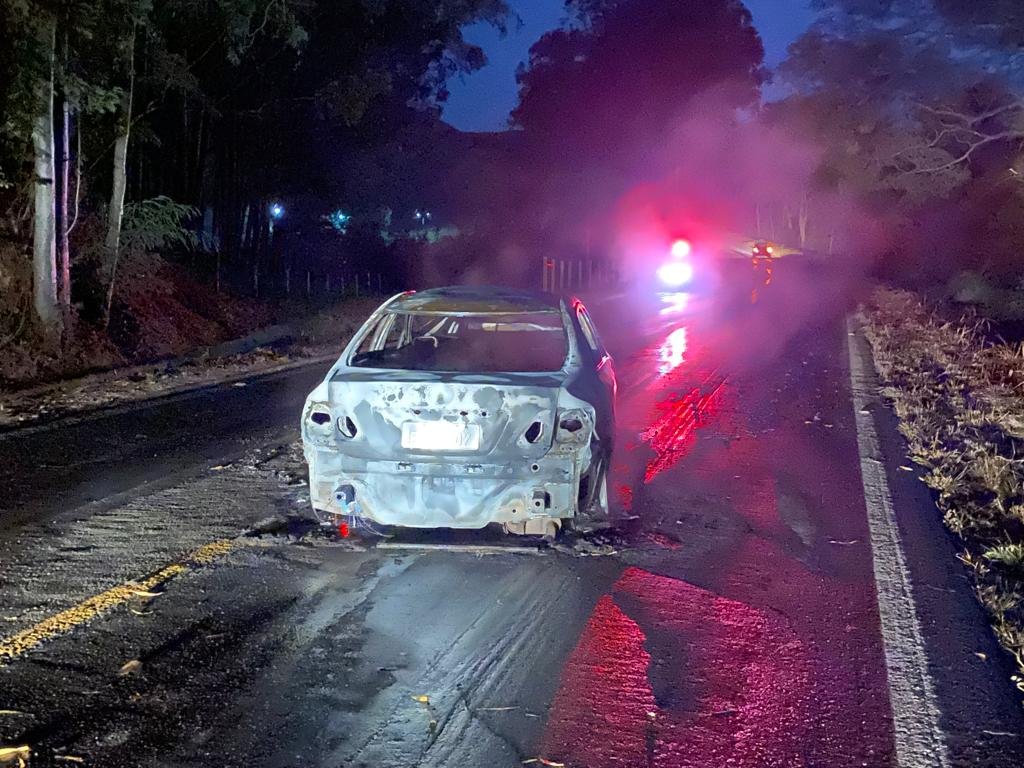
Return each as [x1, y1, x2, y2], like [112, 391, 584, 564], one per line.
[0, 244, 381, 427]
[0, 297, 380, 430]
[864, 287, 1024, 691]
[1, 247, 278, 386]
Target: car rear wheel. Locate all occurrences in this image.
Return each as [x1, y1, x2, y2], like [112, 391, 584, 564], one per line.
[577, 446, 610, 519]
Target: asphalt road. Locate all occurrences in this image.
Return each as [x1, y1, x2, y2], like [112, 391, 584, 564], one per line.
[1, 260, 1022, 767]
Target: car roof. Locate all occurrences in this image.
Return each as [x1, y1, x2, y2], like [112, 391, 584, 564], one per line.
[388, 286, 565, 315]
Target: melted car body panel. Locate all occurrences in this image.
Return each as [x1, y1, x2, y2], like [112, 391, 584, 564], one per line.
[301, 287, 614, 529]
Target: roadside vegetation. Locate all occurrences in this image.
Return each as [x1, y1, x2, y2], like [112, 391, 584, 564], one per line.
[0, 0, 509, 387]
[864, 287, 1024, 690]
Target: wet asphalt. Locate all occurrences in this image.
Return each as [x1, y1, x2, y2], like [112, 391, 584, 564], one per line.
[0, 260, 1022, 767]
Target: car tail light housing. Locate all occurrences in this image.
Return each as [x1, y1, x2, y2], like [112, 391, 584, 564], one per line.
[524, 420, 545, 444]
[556, 409, 591, 443]
[338, 416, 358, 439]
[306, 403, 333, 430]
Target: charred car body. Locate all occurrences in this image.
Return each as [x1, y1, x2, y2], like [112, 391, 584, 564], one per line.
[301, 286, 616, 534]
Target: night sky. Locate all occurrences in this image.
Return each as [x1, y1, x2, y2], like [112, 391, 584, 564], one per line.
[442, 0, 817, 132]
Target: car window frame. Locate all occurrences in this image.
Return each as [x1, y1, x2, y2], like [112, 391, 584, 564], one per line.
[344, 308, 574, 374]
[574, 303, 609, 366]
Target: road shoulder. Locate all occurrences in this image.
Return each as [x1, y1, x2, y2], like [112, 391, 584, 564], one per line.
[848, 316, 1024, 765]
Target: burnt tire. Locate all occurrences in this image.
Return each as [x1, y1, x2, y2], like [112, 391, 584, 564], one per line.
[577, 446, 611, 519]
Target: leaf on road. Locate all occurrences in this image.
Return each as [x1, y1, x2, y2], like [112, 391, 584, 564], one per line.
[0, 711, 27, 717]
[522, 759, 566, 767]
[118, 659, 143, 676]
[0, 746, 31, 767]
[410, 695, 430, 704]
[129, 590, 162, 599]
[54, 757, 85, 763]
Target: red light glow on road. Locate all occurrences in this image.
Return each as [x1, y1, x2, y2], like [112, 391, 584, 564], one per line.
[641, 378, 726, 483]
[540, 568, 813, 767]
[540, 594, 656, 764]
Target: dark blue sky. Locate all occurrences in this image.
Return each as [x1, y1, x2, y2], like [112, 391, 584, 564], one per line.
[442, 0, 817, 132]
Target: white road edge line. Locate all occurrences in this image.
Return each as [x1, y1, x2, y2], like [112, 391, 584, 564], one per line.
[846, 314, 950, 768]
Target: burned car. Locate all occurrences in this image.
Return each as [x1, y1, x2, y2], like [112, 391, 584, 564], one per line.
[301, 286, 616, 535]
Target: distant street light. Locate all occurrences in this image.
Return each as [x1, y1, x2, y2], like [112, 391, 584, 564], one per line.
[328, 209, 351, 232]
[268, 202, 285, 244]
[414, 209, 432, 224]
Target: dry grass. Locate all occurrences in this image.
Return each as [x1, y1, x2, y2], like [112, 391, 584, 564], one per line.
[864, 287, 1024, 694]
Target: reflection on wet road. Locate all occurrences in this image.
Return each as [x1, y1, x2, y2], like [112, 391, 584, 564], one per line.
[546, 261, 899, 766]
[2, 259, 1020, 767]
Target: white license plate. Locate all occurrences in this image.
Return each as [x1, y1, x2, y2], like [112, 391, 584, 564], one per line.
[401, 421, 482, 451]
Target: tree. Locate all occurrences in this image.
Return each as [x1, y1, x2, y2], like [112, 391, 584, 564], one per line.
[31, 12, 60, 334]
[1, 0, 513, 347]
[513, 0, 764, 157]
[774, 0, 1024, 278]
[103, 7, 138, 327]
[793, 0, 1024, 189]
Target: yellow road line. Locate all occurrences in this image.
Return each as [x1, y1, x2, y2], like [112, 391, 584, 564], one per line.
[0, 539, 236, 664]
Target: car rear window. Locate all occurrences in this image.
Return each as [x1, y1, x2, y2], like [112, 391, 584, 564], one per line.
[349, 311, 569, 373]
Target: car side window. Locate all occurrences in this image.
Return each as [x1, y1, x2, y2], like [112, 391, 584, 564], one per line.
[576, 306, 606, 357]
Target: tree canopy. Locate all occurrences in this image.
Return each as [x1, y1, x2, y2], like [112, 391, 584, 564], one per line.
[512, 0, 764, 157]
[0, 0, 510, 334]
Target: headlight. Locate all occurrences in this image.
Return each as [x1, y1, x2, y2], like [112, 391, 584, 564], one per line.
[657, 261, 694, 287]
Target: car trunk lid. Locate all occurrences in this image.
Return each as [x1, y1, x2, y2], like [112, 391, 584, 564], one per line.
[326, 370, 564, 461]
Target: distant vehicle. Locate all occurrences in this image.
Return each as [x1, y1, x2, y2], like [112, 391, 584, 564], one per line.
[656, 238, 696, 288]
[751, 241, 775, 266]
[301, 286, 616, 537]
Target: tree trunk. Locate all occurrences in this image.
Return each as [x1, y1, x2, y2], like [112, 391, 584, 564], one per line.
[103, 23, 137, 328]
[32, 17, 60, 335]
[57, 97, 72, 316]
